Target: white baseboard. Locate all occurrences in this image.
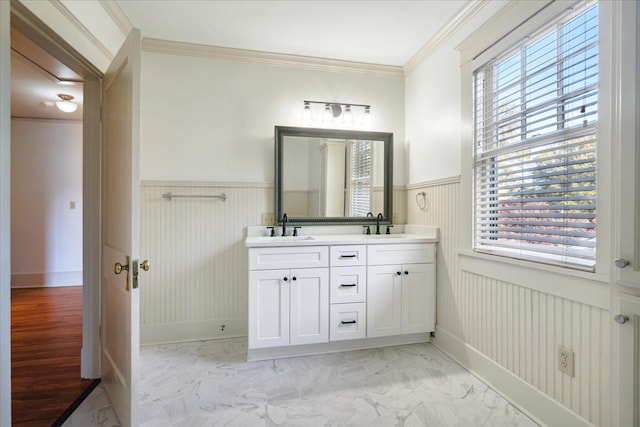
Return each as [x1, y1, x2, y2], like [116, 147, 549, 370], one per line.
[11, 271, 82, 288]
[432, 326, 591, 427]
[141, 317, 248, 345]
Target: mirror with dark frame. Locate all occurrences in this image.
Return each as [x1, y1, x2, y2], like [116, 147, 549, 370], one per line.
[275, 126, 393, 225]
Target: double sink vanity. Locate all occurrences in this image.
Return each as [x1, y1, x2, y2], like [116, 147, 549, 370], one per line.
[245, 126, 438, 360]
[245, 225, 438, 361]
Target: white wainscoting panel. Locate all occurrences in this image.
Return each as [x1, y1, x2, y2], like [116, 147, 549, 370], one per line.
[407, 177, 609, 426]
[140, 182, 272, 344]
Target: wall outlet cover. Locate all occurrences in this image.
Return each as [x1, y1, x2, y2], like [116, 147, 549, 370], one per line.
[558, 346, 575, 377]
[262, 212, 274, 226]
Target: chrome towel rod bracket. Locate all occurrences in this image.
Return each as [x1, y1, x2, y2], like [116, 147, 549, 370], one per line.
[162, 192, 227, 202]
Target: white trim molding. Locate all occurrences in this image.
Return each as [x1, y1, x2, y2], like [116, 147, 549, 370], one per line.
[432, 327, 592, 427]
[404, 0, 492, 75]
[141, 318, 247, 345]
[99, 0, 133, 37]
[142, 38, 405, 78]
[141, 180, 273, 189]
[11, 271, 82, 288]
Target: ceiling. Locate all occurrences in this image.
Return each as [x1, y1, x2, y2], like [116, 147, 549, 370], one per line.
[116, 0, 467, 66]
[11, 1, 471, 121]
[11, 28, 84, 121]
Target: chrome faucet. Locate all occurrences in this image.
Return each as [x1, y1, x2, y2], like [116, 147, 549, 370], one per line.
[376, 213, 384, 235]
[282, 213, 288, 236]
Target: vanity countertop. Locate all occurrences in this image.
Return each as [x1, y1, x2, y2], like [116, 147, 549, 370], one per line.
[245, 225, 439, 248]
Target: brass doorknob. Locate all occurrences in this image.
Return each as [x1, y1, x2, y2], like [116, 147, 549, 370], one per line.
[141, 260, 150, 271]
[114, 262, 129, 274]
[115, 255, 130, 275]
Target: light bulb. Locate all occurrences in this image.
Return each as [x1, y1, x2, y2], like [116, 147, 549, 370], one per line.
[322, 104, 332, 122]
[301, 101, 312, 123]
[56, 94, 78, 113]
[362, 106, 373, 127]
[342, 105, 353, 125]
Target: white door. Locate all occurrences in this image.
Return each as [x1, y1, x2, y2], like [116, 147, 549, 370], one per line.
[367, 265, 402, 337]
[290, 267, 329, 345]
[101, 28, 142, 427]
[401, 263, 435, 334]
[615, 294, 640, 426]
[612, 1, 640, 424]
[248, 269, 290, 349]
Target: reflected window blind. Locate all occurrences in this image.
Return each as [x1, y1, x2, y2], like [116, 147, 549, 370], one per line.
[350, 140, 372, 217]
[473, 2, 598, 270]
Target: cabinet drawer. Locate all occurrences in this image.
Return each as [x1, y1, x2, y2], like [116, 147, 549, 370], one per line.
[330, 303, 366, 341]
[330, 266, 366, 304]
[330, 245, 366, 266]
[249, 246, 328, 270]
[367, 243, 435, 266]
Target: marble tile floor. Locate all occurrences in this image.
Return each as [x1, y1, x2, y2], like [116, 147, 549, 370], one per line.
[66, 337, 538, 426]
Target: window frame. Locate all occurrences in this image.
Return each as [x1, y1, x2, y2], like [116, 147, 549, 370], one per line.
[471, 1, 600, 271]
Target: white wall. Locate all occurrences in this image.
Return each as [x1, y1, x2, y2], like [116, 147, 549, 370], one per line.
[140, 51, 406, 185]
[10, 119, 83, 287]
[405, 46, 462, 183]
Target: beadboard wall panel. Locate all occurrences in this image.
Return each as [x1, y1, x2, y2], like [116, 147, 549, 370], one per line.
[140, 181, 407, 345]
[407, 178, 609, 426]
[140, 182, 272, 344]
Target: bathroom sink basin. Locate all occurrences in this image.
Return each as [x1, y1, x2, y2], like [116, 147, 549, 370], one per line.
[258, 236, 315, 241]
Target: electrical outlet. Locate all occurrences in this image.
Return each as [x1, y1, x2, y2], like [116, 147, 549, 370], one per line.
[262, 212, 274, 225]
[558, 346, 575, 376]
[70, 201, 76, 209]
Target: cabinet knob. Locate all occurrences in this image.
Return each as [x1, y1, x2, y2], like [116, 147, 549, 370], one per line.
[614, 258, 630, 268]
[404, 271, 409, 275]
[396, 271, 401, 276]
[283, 276, 288, 282]
[614, 314, 629, 324]
[292, 276, 297, 281]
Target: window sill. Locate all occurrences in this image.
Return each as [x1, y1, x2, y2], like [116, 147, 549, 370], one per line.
[458, 250, 610, 309]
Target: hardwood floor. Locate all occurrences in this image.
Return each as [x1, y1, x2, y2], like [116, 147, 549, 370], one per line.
[11, 286, 92, 426]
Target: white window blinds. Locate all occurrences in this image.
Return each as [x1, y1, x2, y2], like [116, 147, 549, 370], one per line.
[473, 2, 598, 270]
[349, 140, 372, 217]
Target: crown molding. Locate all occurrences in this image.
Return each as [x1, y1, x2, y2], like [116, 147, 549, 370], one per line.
[49, 0, 113, 62]
[99, 0, 133, 36]
[142, 38, 405, 78]
[403, 0, 492, 75]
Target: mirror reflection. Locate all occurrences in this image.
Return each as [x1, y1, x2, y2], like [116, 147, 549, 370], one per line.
[282, 136, 384, 217]
[275, 126, 393, 225]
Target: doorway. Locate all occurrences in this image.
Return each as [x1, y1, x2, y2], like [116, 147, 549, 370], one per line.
[6, 2, 104, 423]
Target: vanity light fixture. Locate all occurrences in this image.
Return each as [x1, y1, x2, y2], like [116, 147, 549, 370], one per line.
[300, 100, 372, 128]
[56, 94, 78, 113]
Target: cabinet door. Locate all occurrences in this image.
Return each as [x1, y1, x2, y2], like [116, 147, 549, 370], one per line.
[290, 268, 329, 345]
[401, 263, 435, 334]
[367, 265, 402, 337]
[248, 269, 289, 349]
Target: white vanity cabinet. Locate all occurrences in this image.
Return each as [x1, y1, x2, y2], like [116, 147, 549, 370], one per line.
[248, 246, 329, 349]
[246, 232, 437, 360]
[367, 244, 435, 338]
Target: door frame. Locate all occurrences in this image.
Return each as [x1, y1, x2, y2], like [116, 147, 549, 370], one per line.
[9, 1, 103, 378]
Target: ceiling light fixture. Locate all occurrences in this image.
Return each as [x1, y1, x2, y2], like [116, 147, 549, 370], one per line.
[300, 100, 373, 128]
[56, 93, 78, 113]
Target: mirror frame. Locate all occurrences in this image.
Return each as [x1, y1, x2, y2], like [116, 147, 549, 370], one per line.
[275, 126, 393, 225]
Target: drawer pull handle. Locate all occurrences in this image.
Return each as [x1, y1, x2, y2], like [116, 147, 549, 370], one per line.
[340, 320, 357, 325]
[339, 254, 357, 259]
[340, 284, 357, 287]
